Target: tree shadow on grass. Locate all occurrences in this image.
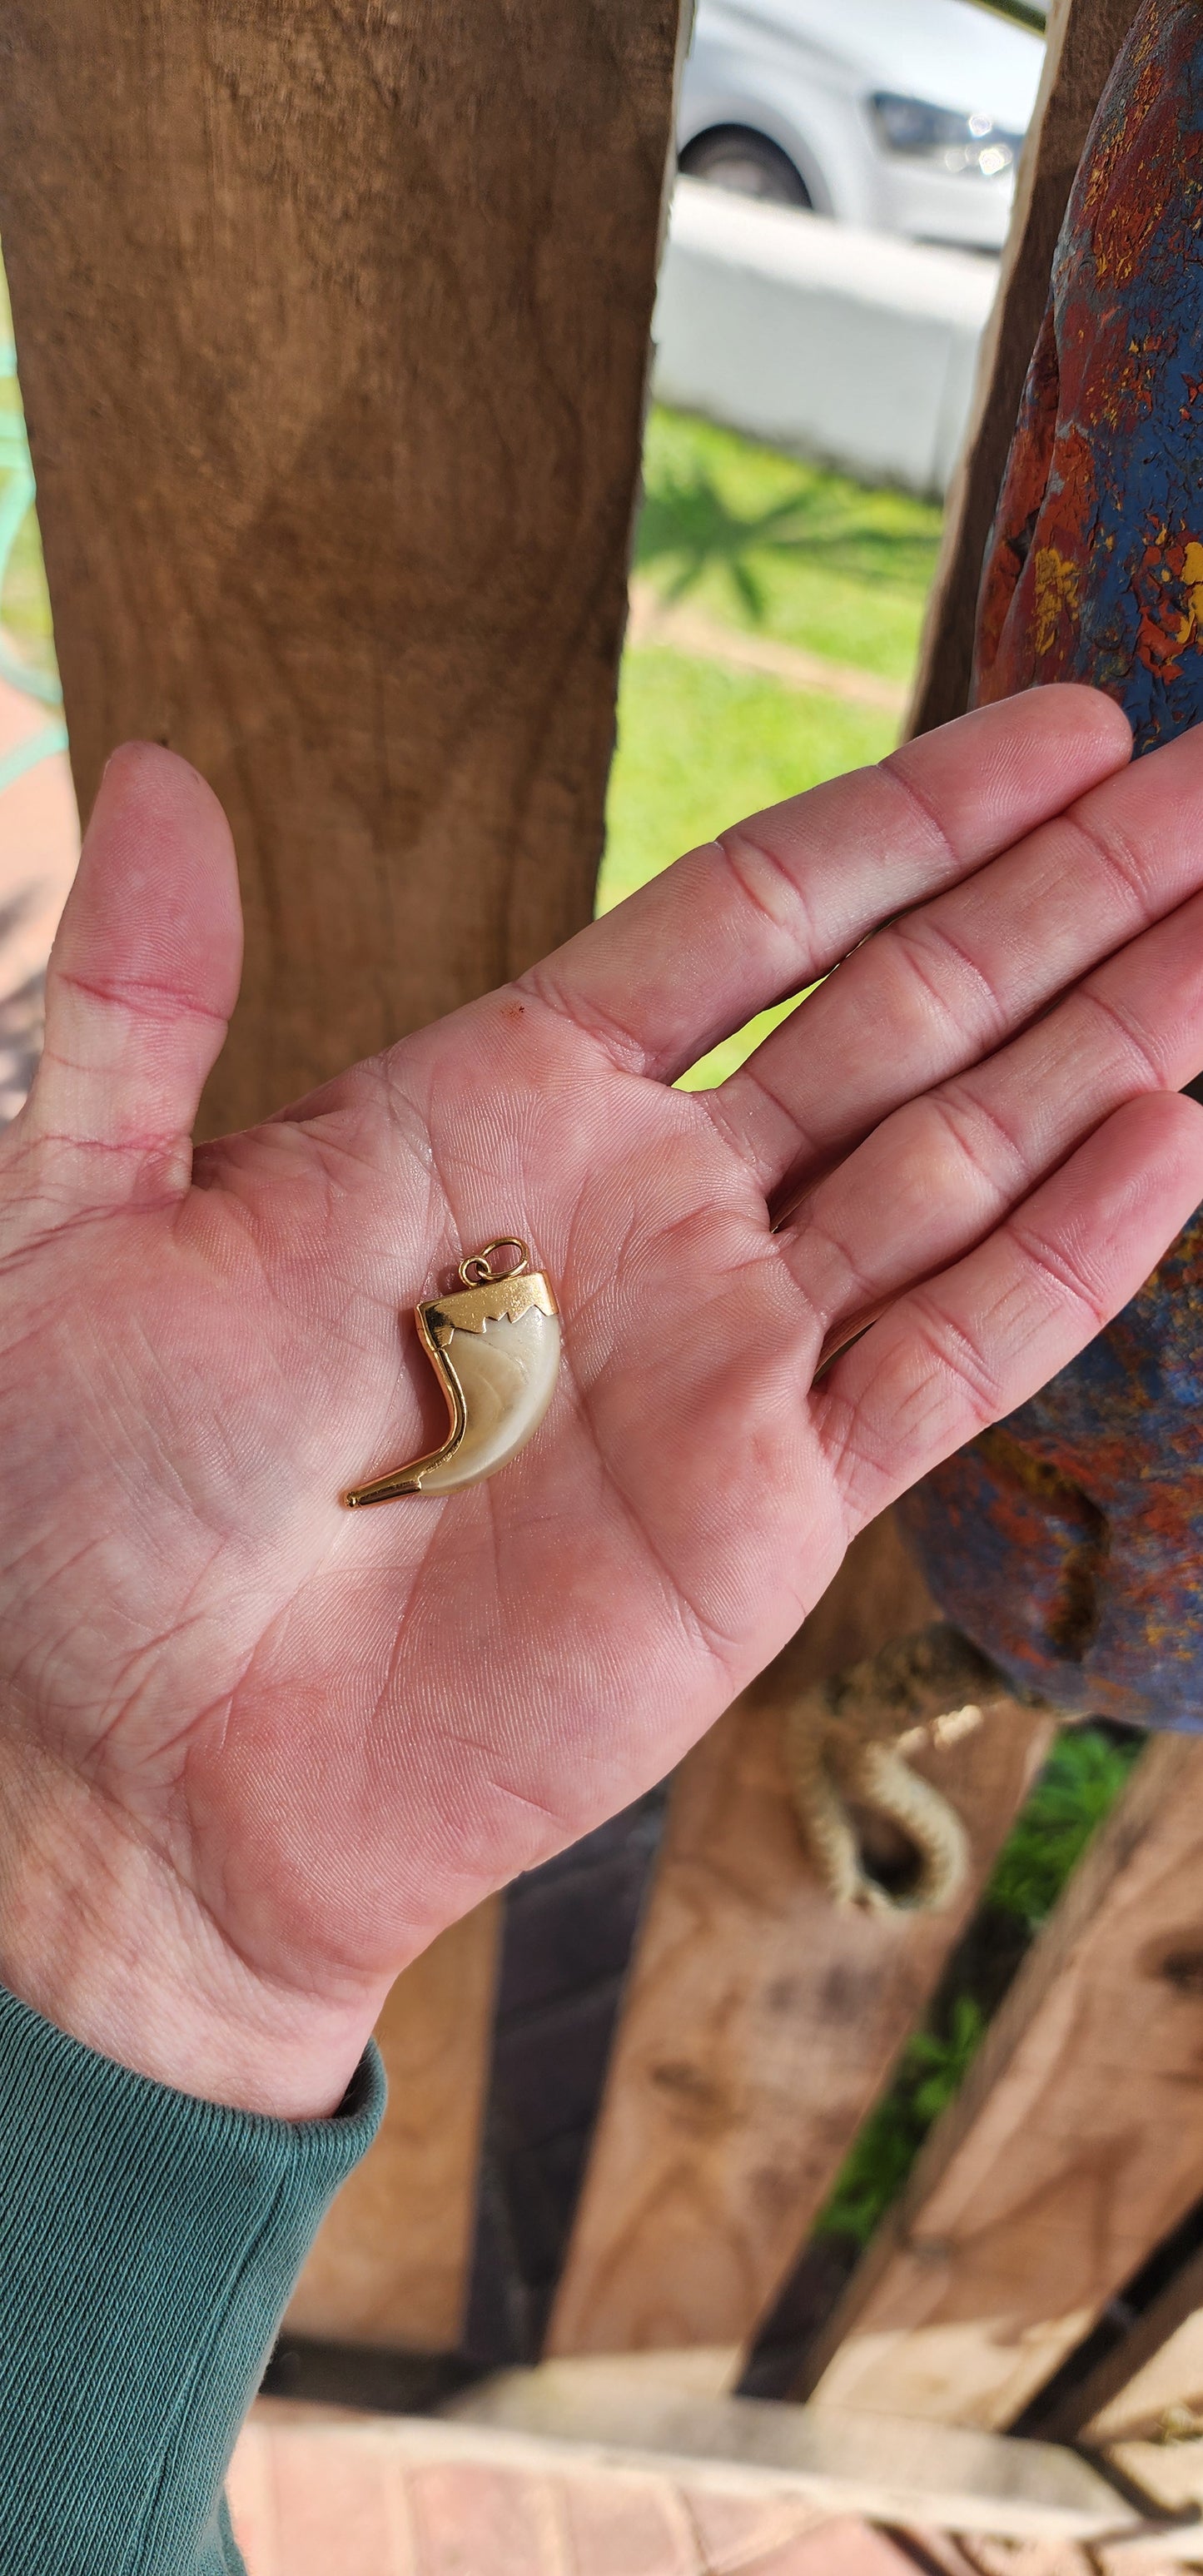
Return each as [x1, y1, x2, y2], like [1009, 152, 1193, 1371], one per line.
[634, 462, 939, 622]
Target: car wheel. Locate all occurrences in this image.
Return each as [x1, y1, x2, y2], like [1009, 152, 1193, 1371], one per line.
[678, 125, 813, 208]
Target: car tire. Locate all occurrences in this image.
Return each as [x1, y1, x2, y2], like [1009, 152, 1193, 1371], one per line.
[678, 124, 813, 208]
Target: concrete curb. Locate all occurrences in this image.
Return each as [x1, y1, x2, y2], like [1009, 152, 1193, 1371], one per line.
[652, 182, 998, 497]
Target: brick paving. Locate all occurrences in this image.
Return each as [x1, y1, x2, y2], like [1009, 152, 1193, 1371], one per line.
[230, 2407, 1202, 2576]
[227, 2407, 933, 2575]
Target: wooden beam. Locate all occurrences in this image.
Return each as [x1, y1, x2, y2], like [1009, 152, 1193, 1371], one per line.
[1081, 2278, 1203, 2449]
[436, 2358, 1159, 2549]
[286, 1902, 499, 2352]
[796, 1736, 1203, 2433]
[548, 1515, 1051, 2360]
[907, 0, 1142, 739]
[0, 0, 686, 1133]
[1038, 2238, 1203, 2454]
[1092, 2431, 1203, 2535]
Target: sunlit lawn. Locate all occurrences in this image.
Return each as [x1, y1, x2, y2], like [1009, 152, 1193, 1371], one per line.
[601, 407, 935, 1087]
[635, 405, 942, 680]
[599, 644, 896, 1087]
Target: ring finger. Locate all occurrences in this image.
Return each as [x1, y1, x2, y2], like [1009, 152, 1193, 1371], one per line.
[780, 881, 1203, 1366]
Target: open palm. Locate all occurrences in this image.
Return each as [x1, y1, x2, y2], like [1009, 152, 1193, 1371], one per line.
[5, 688, 1203, 2114]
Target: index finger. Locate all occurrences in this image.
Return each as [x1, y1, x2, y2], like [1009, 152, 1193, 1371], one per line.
[517, 687, 1131, 1083]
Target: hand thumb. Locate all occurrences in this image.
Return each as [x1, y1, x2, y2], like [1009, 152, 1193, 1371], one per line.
[22, 742, 242, 1203]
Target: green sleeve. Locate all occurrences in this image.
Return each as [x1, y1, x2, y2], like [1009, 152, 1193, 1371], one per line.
[0, 1982, 385, 2575]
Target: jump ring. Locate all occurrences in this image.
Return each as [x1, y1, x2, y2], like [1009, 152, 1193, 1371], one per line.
[458, 1237, 530, 1288]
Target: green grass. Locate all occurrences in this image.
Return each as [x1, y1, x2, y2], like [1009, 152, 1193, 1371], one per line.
[599, 410, 937, 1087]
[635, 407, 943, 682]
[985, 1725, 1142, 1931]
[599, 644, 893, 908]
[817, 1992, 989, 2252]
[599, 644, 895, 1087]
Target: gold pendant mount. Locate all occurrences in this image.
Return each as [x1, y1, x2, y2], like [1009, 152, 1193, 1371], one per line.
[343, 1238, 560, 1507]
[457, 1237, 530, 1286]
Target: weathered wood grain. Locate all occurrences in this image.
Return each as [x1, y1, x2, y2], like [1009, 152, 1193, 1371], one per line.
[907, 0, 1142, 739]
[1086, 2297, 1203, 2450]
[0, 0, 685, 1134]
[548, 1516, 1051, 2359]
[440, 2361, 1144, 2548]
[286, 1902, 500, 2350]
[1092, 2429, 1203, 2529]
[797, 1735, 1203, 2431]
[1041, 2243, 1203, 2448]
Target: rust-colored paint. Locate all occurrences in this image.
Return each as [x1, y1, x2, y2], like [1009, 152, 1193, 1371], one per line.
[904, 0, 1203, 1728]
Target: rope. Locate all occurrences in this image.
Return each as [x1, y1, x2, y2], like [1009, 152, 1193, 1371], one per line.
[783, 1621, 1031, 1915]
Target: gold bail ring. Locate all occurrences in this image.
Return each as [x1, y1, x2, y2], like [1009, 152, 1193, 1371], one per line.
[458, 1237, 529, 1287]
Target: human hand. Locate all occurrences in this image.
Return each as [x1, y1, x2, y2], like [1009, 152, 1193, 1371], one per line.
[2, 689, 1201, 2115]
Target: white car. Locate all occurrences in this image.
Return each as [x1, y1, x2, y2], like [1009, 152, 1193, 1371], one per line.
[678, 0, 1045, 251]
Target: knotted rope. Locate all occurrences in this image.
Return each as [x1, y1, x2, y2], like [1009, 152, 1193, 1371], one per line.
[783, 1622, 1027, 1914]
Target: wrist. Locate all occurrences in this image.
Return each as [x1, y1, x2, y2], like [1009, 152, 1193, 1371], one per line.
[0, 1749, 380, 2119]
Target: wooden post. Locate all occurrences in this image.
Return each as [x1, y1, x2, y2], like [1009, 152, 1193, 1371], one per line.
[907, 0, 1142, 740]
[548, 1517, 1051, 2360]
[0, 0, 686, 2350]
[0, 0, 686, 1132]
[795, 1736, 1203, 2432]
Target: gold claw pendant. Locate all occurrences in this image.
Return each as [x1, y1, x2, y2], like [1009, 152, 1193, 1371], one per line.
[343, 1239, 560, 1507]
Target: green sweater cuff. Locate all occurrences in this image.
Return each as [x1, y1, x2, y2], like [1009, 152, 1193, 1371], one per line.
[0, 1983, 385, 2575]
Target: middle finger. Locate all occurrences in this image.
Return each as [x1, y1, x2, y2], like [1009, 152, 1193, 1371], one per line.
[780, 878, 1203, 1362]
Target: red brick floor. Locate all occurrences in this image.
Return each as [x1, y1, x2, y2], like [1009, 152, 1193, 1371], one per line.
[228, 2405, 1201, 2576]
[228, 2406, 933, 2575]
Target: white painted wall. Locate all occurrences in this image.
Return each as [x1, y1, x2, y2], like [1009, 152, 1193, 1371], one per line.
[651, 181, 997, 497]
